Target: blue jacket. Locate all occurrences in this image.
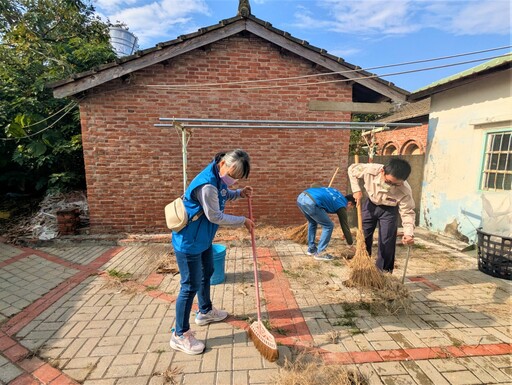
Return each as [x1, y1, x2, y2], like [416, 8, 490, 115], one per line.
[172, 161, 228, 254]
[305, 187, 348, 213]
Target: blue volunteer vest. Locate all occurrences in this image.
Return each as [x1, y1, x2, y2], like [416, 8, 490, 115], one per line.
[171, 161, 228, 254]
[305, 187, 348, 213]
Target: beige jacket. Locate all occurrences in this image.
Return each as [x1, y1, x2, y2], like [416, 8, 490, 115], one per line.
[348, 163, 415, 236]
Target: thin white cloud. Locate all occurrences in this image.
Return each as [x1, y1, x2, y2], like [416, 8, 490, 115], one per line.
[448, 0, 511, 35]
[293, 0, 510, 37]
[95, 0, 210, 47]
[94, 0, 139, 13]
[328, 47, 362, 58]
[296, 0, 419, 35]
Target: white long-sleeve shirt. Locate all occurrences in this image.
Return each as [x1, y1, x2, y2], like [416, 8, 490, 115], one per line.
[348, 163, 416, 237]
[193, 185, 245, 226]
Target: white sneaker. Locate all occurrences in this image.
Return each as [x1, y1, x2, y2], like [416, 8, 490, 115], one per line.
[169, 329, 205, 355]
[195, 307, 228, 326]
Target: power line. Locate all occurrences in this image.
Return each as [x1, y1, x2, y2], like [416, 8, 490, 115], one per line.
[147, 53, 510, 92]
[2, 47, 510, 136]
[12, 101, 76, 129]
[146, 45, 511, 89]
[1, 102, 78, 141]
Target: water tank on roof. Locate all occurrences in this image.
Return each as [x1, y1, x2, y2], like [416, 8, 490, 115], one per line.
[109, 27, 139, 57]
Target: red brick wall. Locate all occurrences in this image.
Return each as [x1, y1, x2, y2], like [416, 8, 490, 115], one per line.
[373, 123, 428, 155]
[79, 33, 353, 233]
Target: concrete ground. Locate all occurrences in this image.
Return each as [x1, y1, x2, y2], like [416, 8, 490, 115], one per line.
[0, 229, 510, 385]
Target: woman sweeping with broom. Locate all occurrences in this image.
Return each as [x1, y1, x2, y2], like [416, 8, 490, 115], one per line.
[169, 149, 253, 355]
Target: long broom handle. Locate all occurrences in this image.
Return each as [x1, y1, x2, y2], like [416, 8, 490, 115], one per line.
[401, 246, 411, 284]
[248, 197, 262, 322]
[328, 167, 339, 188]
[354, 155, 363, 231]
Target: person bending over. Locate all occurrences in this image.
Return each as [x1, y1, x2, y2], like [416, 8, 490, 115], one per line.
[348, 158, 415, 272]
[297, 185, 355, 261]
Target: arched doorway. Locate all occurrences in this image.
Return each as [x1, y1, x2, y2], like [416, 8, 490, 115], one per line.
[382, 142, 398, 155]
[401, 140, 423, 155]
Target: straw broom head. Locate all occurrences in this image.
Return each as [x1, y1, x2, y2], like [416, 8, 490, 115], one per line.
[288, 222, 308, 244]
[347, 229, 385, 289]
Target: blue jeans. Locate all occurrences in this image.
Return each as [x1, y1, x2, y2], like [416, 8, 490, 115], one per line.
[174, 246, 214, 335]
[297, 193, 334, 254]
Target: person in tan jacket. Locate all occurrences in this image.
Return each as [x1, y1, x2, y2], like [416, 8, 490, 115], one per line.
[348, 158, 415, 272]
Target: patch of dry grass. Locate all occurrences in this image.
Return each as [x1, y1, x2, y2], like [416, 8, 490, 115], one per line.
[100, 275, 140, 295]
[284, 259, 321, 282]
[371, 273, 411, 314]
[272, 354, 367, 385]
[152, 252, 179, 275]
[325, 330, 344, 344]
[152, 366, 183, 385]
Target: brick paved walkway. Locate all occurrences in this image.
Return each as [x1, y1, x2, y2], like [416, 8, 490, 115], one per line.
[0, 234, 510, 385]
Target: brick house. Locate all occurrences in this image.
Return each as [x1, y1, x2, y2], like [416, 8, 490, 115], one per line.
[363, 98, 429, 156]
[50, 1, 408, 233]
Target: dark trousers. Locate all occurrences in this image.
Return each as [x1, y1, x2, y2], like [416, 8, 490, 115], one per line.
[362, 199, 399, 272]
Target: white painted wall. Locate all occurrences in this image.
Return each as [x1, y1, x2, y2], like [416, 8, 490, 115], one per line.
[421, 69, 512, 243]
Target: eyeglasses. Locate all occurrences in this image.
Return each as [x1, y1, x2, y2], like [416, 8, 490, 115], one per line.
[384, 176, 403, 187]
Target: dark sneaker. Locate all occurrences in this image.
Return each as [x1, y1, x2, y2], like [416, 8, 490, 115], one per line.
[314, 252, 334, 261]
[170, 329, 205, 355]
[195, 307, 228, 326]
[306, 247, 317, 256]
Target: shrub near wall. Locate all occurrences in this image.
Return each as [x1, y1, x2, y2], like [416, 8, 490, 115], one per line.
[80, 34, 352, 233]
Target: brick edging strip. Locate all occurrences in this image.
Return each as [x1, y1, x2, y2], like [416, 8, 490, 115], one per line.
[2, 242, 510, 385]
[0, 249, 33, 269]
[252, 246, 512, 364]
[117, 245, 512, 365]
[1, 247, 123, 337]
[256, 247, 315, 347]
[0, 329, 80, 384]
[0, 246, 124, 385]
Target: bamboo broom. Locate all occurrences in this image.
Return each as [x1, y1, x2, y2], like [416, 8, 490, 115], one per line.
[247, 198, 279, 362]
[288, 167, 340, 244]
[346, 155, 385, 289]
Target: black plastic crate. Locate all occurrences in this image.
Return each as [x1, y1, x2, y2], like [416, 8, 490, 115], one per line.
[477, 228, 511, 280]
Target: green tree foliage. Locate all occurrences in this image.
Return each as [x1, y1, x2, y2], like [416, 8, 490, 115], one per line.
[0, 0, 116, 193]
[349, 113, 384, 156]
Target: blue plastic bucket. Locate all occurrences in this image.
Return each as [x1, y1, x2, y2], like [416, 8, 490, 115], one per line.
[210, 244, 227, 285]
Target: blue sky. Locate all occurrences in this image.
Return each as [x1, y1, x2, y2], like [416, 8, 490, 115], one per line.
[93, 0, 511, 92]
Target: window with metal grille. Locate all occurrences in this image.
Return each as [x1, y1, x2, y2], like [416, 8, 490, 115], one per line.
[482, 131, 511, 190]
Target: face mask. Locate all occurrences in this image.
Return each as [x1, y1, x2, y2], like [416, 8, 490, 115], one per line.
[221, 174, 238, 186]
[381, 182, 392, 192]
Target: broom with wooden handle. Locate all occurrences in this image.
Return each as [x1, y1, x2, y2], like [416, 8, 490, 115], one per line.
[401, 246, 412, 284]
[347, 155, 385, 289]
[247, 197, 279, 362]
[288, 167, 340, 244]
